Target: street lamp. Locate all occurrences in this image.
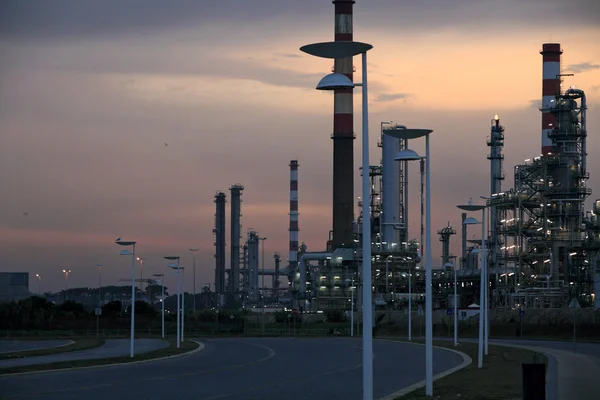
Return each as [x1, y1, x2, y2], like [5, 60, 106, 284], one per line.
[166, 256, 182, 348]
[153, 274, 165, 338]
[259, 237, 267, 334]
[445, 262, 458, 347]
[189, 248, 199, 314]
[457, 200, 487, 369]
[62, 269, 71, 301]
[116, 238, 137, 358]
[35, 274, 41, 296]
[393, 128, 434, 396]
[301, 39, 374, 400]
[345, 278, 354, 337]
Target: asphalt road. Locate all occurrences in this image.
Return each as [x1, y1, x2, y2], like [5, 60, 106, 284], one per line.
[0, 337, 466, 400]
[0, 339, 168, 368]
[0, 340, 73, 354]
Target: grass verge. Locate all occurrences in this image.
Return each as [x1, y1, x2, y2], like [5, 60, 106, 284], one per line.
[0, 339, 199, 375]
[391, 340, 547, 400]
[0, 339, 105, 361]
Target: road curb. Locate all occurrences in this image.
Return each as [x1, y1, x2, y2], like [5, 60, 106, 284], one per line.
[0, 340, 205, 377]
[0, 339, 75, 354]
[375, 339, 473, 400]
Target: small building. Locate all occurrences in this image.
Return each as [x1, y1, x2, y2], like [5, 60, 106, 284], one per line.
[0, 272, 30, 302]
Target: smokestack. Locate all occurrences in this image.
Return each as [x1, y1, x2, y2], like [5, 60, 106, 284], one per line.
[289, 160, 299, 276]
[331, 0, 355, 249]
[213, 191, 227, 293]
[540, 43, 562, 155]
[229, 184, 244, 294]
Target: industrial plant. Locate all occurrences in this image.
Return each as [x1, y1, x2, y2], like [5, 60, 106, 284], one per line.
[210, 0, 599, 313]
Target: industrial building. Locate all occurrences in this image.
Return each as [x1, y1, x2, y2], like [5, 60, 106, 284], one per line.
[211, 0, 599, 313]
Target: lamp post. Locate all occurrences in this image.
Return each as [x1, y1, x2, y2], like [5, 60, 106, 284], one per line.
[259, 237, 267, 334]
[301, 39, 374, 400]
[457, 201, 487, 369]
[116, 239, 137, 358]
[181, 267, 186, 342]
[153, 274, 165, 338]
[345, 278, 354, 337]
[62, 269, 71, 301]
[392, 128, 434, 396]
[408, 263, 412, 341]
[35, 274, 41, 296]
[166, 256, 182, 348]
[189, 248, 199, 314]
[96, 264, 103, 341]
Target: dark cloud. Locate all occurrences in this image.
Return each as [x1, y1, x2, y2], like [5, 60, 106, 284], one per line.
[2, 0, 598, 42]
[565, 62, 600, 74]
[376, 93, 412, 102]
[0, 0, 329, 41]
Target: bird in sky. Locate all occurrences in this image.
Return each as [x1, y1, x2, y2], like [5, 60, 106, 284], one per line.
[23, 212, 28, 216]
[164, 142, 168, 146]
[115, 237, 122, 242]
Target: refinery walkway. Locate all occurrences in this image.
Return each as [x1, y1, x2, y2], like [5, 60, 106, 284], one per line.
[0, 338, 168, 368]
[414, 336, 600, 400]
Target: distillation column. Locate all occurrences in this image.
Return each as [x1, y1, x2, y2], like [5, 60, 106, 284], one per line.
[213, 191, 227, 294]
[381, 124, 401, 248]
[438, 224, 457, 266]
[331, 0, 355, 249]
[229, 184, 244, 295]
[487, 115, 505, 280]
[273, 253, 281, 301]
[247, 231, 260, 302]
[289, 160, 299, 284]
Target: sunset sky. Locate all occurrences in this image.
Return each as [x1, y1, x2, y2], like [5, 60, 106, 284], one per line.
[1, 0, 599, 294]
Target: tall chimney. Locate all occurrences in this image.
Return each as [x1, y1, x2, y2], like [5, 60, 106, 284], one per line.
[289, 160, 299, 278]
[540, 43, 562, 155]
[331, 0, 355, 249]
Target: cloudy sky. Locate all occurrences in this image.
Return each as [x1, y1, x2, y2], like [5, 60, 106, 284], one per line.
[1, 0, 599, 293]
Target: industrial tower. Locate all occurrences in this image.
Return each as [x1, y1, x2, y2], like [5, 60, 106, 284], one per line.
[213, 191, 227, 294]
[228, 184, 244, 296]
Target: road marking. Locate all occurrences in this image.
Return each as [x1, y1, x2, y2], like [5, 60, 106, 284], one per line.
[0, 340, 275, 400]
[375, 339, 472, 400]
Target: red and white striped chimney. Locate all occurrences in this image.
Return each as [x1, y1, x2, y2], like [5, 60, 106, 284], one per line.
[331, 0, 355, 249]
[289, 160, 299, 272]
[540, 43, 562, 155]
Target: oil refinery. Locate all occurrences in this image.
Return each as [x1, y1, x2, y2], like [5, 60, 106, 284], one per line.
[209, 0, 599, 313]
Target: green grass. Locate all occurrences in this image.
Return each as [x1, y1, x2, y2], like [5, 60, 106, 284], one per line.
[391, 340, 547, 400]
[0, 339, 200, 375]
[0, 339, 105, 360]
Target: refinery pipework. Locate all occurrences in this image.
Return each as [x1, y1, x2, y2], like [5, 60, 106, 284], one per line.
[477, 43, 597, 309]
